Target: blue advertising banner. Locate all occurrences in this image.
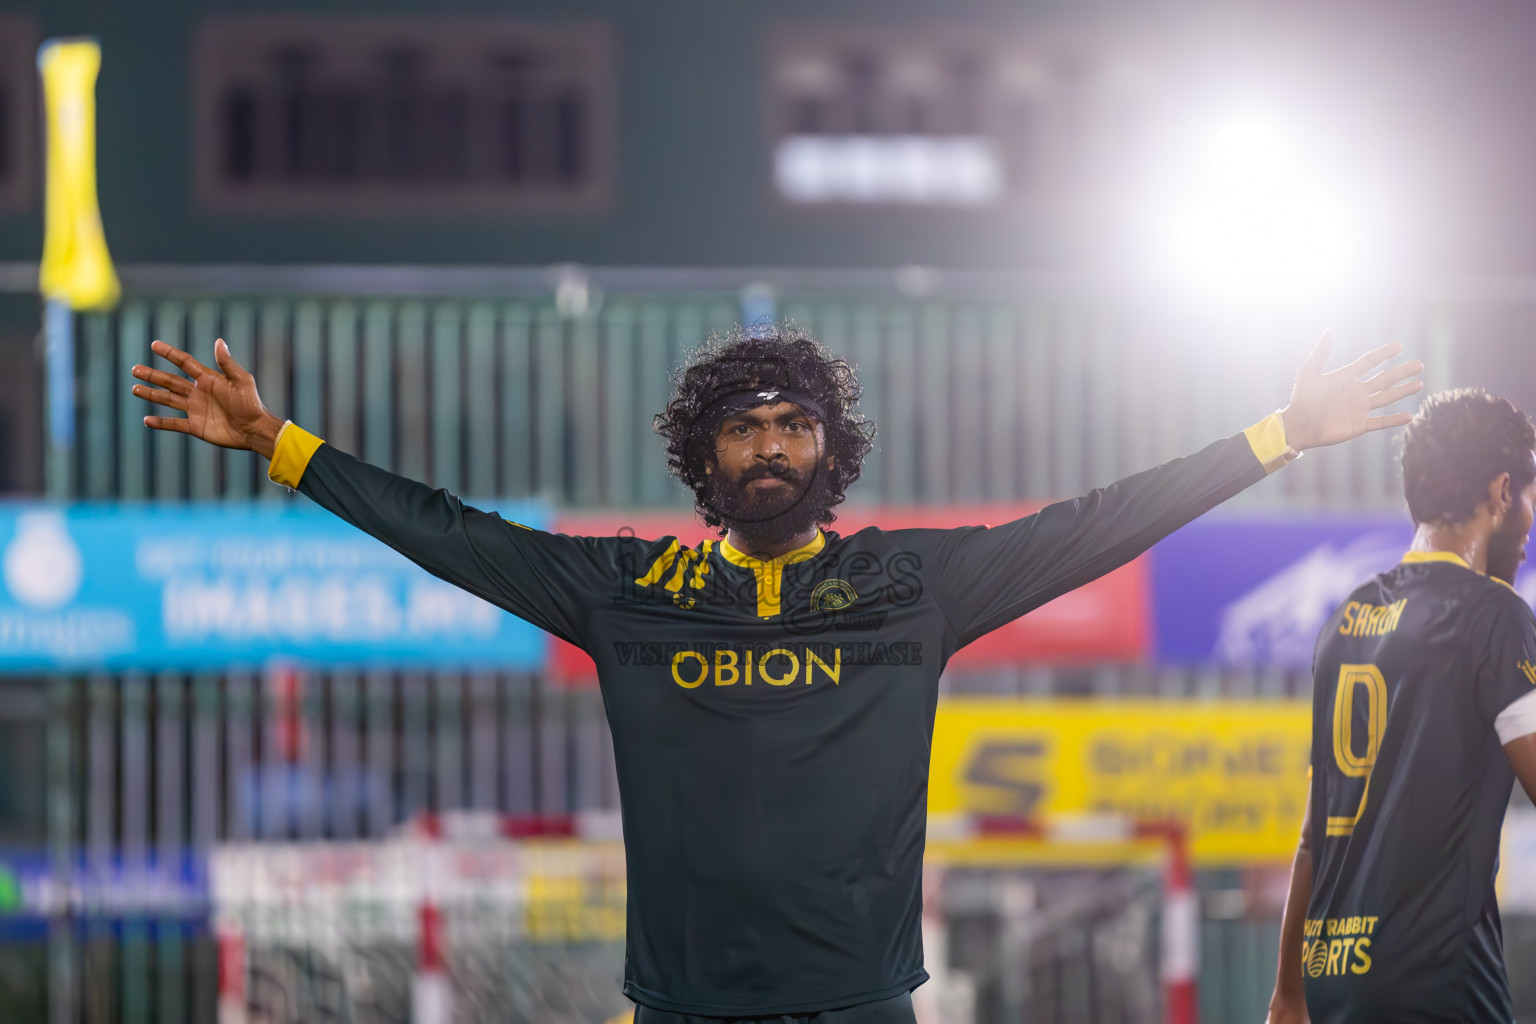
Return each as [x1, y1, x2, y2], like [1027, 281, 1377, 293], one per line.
[0, 502, 549, 671]
[0, 851, 207, 937]
[1152, 515, 1536, 668]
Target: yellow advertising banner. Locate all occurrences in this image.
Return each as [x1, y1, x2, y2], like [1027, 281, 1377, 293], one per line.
[929, 699, 1311, 866]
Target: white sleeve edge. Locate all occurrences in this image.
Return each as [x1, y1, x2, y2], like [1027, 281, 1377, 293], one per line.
[1495, 687, 1536, 745]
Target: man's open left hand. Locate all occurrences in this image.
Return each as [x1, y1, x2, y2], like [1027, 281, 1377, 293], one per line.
[1280, 332, 1425, 451]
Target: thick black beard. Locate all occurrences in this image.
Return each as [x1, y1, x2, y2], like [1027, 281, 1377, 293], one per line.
[1488, 517, 1527, 584]
[705, 468, 837, 553]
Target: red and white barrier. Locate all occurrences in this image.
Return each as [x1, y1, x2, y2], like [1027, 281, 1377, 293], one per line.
[216, 926, 247, 1024]
[412, 901, 451, 1024]
[411, 813, 453, 1024]
[1159, 821, 1199, 1024]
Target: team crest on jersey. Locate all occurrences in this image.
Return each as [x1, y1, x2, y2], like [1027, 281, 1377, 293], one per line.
[810, 579, 858, 611]
[1520, 659, 1536, 686]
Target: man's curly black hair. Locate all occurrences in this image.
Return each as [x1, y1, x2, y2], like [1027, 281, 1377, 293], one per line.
[1401, 388, 1536, 525]
[654, 323, 876, 532]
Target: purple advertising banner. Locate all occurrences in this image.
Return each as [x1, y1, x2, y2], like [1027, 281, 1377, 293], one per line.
[1152, 515, 1536, 668]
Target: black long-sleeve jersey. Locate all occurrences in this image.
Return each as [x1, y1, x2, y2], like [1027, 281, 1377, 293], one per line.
[1305, 554, 1536, 1024]
[268, 415, 1290, 1016]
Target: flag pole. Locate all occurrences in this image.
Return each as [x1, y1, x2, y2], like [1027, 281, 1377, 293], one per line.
[44, 298, 74, 500]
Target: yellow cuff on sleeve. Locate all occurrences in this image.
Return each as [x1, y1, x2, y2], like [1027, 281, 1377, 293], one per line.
[1243, 412, 1300, 475]
[267, 421, 326, 489]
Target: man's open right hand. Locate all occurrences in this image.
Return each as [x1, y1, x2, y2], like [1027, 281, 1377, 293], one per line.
[132, 338, 286, 459]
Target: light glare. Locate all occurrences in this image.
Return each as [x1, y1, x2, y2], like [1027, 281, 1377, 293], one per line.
[1150, 113, 1369, 300]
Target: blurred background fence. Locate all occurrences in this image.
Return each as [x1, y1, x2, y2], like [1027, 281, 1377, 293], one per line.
[51, 266, 1460, 509]
[6, 265, 1535, 1024]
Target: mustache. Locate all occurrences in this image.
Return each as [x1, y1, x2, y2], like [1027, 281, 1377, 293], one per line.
[739, 463, 802, 483]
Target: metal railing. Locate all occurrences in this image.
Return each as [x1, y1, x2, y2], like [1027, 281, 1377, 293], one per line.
[48, 267, 1459, 508]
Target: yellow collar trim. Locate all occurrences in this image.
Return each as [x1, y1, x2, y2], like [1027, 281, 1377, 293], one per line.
[719, 530, 826, 569]
[1400, 549, 1518, 590]
[1400, 550, 1471, 569]
[719, 531, 826, 618]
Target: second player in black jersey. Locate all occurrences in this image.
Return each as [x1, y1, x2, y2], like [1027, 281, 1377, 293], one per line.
[1268, 390, 1536, 1024]
[134, 325, 1423, 1021]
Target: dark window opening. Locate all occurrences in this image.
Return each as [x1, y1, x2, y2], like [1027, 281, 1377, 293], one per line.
[333, 90, 365, 180]
[198, 19, 608, 207]
[425, 91, 470, 181]
[222, 89, 258, 181]
[381, 48, 423, 182]
[791, 97, 826, 135]
[0, 82, 10, 180]
[842, 52, 881, 134]
[948, 56, 983, 134]
[554, 91, 584, 185]
[501, 98, 528, 182]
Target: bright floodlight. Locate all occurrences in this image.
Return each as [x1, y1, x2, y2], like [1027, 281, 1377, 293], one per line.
[1152, 113, 1367, 299]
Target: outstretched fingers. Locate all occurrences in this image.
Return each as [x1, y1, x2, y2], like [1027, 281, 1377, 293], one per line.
[1363, 411, 1415, 432]
[1369, 378, 1426, 410]
[1362, 359, 1424, 393]
[1342, 340, 1404, 377]
[150, 339, 214, 380]
[143, 414, 195, 434]
[132, 383, 188, 413]
[130, 365, 195, 395]
[212, 337, 251, 382]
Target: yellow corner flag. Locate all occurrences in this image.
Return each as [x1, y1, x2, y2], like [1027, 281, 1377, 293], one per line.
[38, 38, 120, 311]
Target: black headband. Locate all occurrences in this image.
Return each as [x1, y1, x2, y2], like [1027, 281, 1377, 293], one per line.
[700, 387, 828, 434]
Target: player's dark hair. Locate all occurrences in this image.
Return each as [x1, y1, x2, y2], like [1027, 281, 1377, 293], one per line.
[654, 323, 876, 532]
[1400, 388, 1536, 524]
